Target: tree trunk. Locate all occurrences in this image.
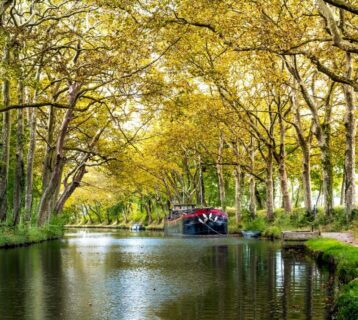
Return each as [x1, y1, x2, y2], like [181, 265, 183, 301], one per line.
[123, 204, 129, 224]
[37, 83, 79, 225]
[145, 199, 152, 225]
[54, 124, 107, 214]
[285, 58, 333, 216]
[343, 52, 356, 221]
[249, 136, 256, 218]
[320, 129, 333, 216]
[50, 160, 65, 215]
[302, 143, 313, 213]
[90, 203, 102, 223]
[234, 165, 242, 223]
[13, 80, 25, 226]
[278, 114, 292, 213]
[0, 39, 11, 221]
[83, 204, 93, 224]
[24, 106, 37, 221]
[340, 171, 345, 206]
[24, 63, 42, 221]
[54, 165, 86, 214]
[232, 141, 243, 223]
[294, 180, 301, 207]
[266, 147, 274, 221]
[216, 132, 226, 210]
[106, 209, 111, 225]
[293, 94, 313, 213]
[198, 154, 206, 206]
[42, 106, 56, 192]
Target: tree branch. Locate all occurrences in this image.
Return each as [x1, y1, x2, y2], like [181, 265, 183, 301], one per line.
[324, 0, 358, 15]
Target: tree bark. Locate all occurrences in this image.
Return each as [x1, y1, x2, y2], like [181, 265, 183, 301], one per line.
[340, 171, 345, 206]
[24, 104, 37, 220]
[0, 38, 11, 221]
[277, 113, 292, 213]
[321, 91, 334, 217]
[317, 0, 358, 53]
[249, 137, 256, 218]
[145, 198, 152, 225]
[232, 141, 243, 223]
[13, 79, 25, 226]
[286, 60, 334, 216]
[37, 83, 79, 225]
[321, 138, 333, 216]
[266, 147, 274, 221]
[343, 52, 356, 221]
[54, 165, 86, 214]
[89, 203, 102, 223]
[292, 97, 313, 213]
[24, 63, 42, 221]
[302, 144, 313, 212]
[197, 154, 206, 206]
[216, 131, 226, 210]
[54, 124, 107, 214]
[234, 165, 242, 223]
[42, 106, 56, 192]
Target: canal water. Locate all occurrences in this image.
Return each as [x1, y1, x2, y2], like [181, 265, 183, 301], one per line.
[0, 230, 335, 320]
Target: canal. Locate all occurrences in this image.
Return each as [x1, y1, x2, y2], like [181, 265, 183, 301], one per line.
[0, 230, 335, 320]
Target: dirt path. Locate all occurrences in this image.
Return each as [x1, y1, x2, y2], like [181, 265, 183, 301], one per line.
[320, 232, 357, 246]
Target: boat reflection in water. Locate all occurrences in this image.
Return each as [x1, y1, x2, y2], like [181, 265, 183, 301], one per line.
[164, 204, 228, 236]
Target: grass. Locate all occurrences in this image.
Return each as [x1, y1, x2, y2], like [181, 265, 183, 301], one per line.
[305, 238, 358, 320]
[0, 224, 64, 248]
[228, 206, 358, 238]
[306, 238, 358, 282]
[70, 205, 358, 238]
[335, 279, 358, 320]
[146, 221, 164, 230]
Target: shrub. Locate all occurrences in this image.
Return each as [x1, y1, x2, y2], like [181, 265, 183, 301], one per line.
[243, 216, 267, 232]
[335, 279, 358, 320]
[263, 226, 282, 239]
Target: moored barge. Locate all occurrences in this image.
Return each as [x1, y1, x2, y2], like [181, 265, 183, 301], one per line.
[164, 204, 228, 236]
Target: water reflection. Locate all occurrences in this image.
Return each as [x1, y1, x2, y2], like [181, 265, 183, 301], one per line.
[0, 230, 335, 320]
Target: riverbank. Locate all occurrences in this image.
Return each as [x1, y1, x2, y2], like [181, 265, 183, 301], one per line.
[228, 206, 358, 239]
[305, 238, 358, 320]
[65, 222, 165, 231]
[0, 225, 64, 249]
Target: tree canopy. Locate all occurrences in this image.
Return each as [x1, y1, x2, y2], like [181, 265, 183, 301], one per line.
[0, 0, 357, 226]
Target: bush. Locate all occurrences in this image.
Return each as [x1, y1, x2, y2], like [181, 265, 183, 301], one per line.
[228, 206, 358, 237]
[228, 223, 241, 234]
[335, 279, 358, 320]
[263, 226, 282, 239]
[243, 216, 267, 232]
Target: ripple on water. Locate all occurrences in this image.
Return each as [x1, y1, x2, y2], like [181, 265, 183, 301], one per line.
[0, 230, 335, 320]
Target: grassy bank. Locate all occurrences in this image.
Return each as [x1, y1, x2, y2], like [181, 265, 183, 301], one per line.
[0, 225, 64, 249]
[68, 205, 358, 238]
[306, 238, 358, 320]
[65, 224, 128, 229]
[65, 222, 165, 231]
[228, 206, 358, 238]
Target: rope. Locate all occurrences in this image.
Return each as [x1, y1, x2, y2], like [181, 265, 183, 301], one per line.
[198, 220, 227, 237]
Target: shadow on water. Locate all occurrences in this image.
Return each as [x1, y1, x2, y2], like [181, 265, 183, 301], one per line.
[0, 241, 64, 320]
[0, 230, 336, 320]
[155, 241, 336, 320]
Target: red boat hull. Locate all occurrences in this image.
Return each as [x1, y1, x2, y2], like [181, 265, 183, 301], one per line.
[164, 208, 228, 235]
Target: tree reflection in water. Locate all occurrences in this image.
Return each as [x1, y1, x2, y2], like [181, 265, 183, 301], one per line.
[0, 231, 336, 320]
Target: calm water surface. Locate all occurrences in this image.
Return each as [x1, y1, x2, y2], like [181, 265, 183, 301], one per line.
[0, 230, 335, 320]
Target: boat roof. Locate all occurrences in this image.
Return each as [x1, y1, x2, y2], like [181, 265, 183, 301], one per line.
[172, 204, 196, 209]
